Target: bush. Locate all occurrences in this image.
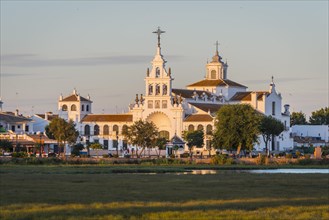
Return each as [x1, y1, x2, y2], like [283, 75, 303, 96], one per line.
[256, 155, 268, 165]
[180, 153, 189, 158]
[12, 152, 28, 158]
[102, 154, 109, 158]
[211, 154, 234, 165]
[285, 153, 292, 159]
[304, 154, 311, 159]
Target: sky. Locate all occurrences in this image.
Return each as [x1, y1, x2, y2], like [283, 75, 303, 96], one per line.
[1, 1, 328, 118]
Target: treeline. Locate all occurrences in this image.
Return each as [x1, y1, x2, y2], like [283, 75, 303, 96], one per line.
[291, 107, 329, 126]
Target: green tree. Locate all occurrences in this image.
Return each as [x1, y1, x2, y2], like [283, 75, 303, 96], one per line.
[212, 104, 261, 155]
[46, 118, 79, 157]
[182, 130, 204, 159]
[290, 111, 307, 126]
[259, 115, 285, 156]
[89, 143, 103, 158]
[71, 143, 84, 157]
[309, 107, 329, 125]
[0, 139, 13, 152]
[122, 120, 158, 158]
[155, 137, 167, 158]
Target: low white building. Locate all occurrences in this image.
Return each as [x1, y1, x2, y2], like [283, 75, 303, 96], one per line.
[292, 125, 329, 147]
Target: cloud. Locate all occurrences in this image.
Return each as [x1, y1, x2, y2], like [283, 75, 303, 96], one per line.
[1, 54, 184, 67]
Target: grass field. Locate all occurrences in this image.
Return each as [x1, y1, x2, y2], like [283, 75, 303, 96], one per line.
[0, 165, 328, 219]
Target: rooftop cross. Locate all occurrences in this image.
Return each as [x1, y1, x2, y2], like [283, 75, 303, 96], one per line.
[152, 27, 165, 47]
[214, 40, 220, 55]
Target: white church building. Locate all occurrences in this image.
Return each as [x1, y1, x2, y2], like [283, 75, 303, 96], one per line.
[58, 28, 293, 154]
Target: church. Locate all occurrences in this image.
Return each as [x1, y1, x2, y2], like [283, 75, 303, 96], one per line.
[58, 28, 293, 155]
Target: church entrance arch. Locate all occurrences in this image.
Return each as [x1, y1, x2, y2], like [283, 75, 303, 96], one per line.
[146, 112, 171, 139]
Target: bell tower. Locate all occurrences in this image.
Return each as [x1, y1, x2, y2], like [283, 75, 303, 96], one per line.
[144, 27, 173, 102]
[206, 41, 228, 80]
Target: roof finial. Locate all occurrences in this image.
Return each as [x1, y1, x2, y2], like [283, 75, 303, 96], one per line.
[152, 26, 165, 47]
[271, 75, 274, 84]
[215, 40, 219, 55]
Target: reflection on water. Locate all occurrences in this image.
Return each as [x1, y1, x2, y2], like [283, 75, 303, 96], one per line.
[248, 169, 329, 174]
[175, 169, 329, 175]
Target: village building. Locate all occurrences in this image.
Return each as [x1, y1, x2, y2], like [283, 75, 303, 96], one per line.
[57, 28, 293, 155]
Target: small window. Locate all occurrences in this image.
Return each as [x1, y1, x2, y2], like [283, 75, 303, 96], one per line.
[149, 84, 153, 95]
[163, 84, 167, 95]
[188, 124, 194, 131]
[155, 84, 160, 95]
[11, 125, 15, 132]
[211, 70, 216, 79]
[62, 105, 68, 111]
[84, 125, 90, 135]
[272, 101, 276, 115]
[206, 125, 213, 135]
[162, 100, 167, 108]
[81, 105, 84, 111]
[113, 125, 119, 135]
[86, 105, 89, 112]
[17, 125, 21, 129]
[155, 100, 160, 109]
[103, 125, 109, 135]
[148, 100, 153, 109]
[25, 125, 29, 132]
[122, 125, 128, 134]
[156, 67, 160, 78]
[103, 140, 109, 149]
[71, 104, 77, 111]
[94, 125, 99, 135]
[197, 124, 203, 131]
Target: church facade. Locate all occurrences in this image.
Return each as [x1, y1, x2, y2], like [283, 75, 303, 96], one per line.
[58, 28, 293, 154]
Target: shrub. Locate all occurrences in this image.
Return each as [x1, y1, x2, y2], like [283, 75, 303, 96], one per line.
[304, 154, 311, 159]
[256, 155, 268, 165]
[12, 152, 28, 158]
[180, 153, 189, 158]
[102, 154, 109, 158]
[211, 154, 233, 165]
[285, 153, 292, 159]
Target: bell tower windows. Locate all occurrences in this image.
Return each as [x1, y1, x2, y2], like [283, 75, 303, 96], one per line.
[163, 84, 168, 95]
[155, 84, 160, 95]
[211, 70, 217, 79]
[148, 84, 153, 95]
[155, 67, 160, 78]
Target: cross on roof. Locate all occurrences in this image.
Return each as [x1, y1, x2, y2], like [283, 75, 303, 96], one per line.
[214, 41, 220, 54]
[153, 27, 165, 47]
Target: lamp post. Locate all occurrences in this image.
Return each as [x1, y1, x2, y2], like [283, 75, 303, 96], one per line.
[39, 133, 43, 158]
[116, 133, 119, 156]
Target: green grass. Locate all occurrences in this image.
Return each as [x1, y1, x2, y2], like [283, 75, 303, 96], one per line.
[0, 165, 328, 219]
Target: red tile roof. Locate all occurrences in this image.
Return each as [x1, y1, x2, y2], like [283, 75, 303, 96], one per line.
[230, 91, 270, 101]
[189, 103, 224, 114]
[36, 114, 58, 121]
[81, 114, 133, 122]
[187, 79, 247, 88]
[61, 94, 91, 102]
[184, 114, 213, 122]
[0, 112, 31, 123]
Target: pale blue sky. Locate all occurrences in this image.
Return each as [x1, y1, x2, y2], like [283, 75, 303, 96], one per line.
[1, 1, 328, 118]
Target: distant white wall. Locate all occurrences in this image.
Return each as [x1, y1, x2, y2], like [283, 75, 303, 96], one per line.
[292, 125, 329, 142]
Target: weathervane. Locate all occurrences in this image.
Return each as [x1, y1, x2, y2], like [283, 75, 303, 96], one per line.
[153, 27, 165, 47]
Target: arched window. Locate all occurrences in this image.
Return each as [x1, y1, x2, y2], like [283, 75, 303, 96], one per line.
[62, 105, 68, 111]
[197, 124, 204, 131]
[86, 105, 89, 112]
[206, 124, 213, 135]
[71, 104, 77, 111]
[162, 84, 167, 95]
[211, 70, 216, 79]
[113, 125, 119, 135]
[84, 125, 90, 136]
[103, 125, 109, 135]
[159, 131, 169, 140]
[148, 84, 153, 95]
[156, 67, 160, 78]
[81, 104, 85, 111]
[188, 124, 195, 131]
[94, 125, 99, 135]
[122, 125, 128, 135]
[155, 84, 160, 95]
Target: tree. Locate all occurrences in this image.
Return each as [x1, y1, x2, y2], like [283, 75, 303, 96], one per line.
[290, 111, 307, 126]
[71, 143, 84, 157]
[0, 139, 13, 152]
[259, 115, 285, 157]
[89, 143, 103, 158]
[122, 120, 158, 158]
[309, 107, 329, 125]
[46, 118, 79, 157]
[155, 137, 167, 158]
[182, 130, 204, 159]
[212, 104, 261, 154]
